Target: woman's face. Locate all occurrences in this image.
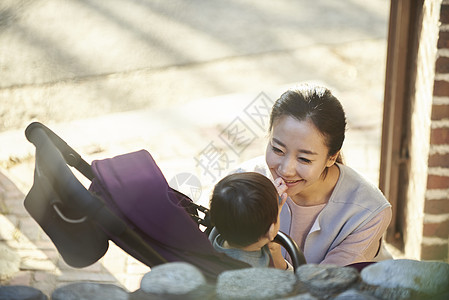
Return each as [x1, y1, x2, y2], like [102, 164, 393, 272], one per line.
[265, 115, 336, 202]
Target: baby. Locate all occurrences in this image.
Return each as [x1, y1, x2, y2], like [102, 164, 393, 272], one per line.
[208, 172, 291, 270]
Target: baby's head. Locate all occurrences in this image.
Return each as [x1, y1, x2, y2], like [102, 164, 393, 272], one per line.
[209, 172, 281, 248]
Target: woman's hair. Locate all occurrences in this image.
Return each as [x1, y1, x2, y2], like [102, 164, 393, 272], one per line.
[209, 172, 279, 247]
[269, 84, 347, 165]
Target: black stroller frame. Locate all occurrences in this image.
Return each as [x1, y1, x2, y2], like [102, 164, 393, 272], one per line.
[24, 122, 306, 281]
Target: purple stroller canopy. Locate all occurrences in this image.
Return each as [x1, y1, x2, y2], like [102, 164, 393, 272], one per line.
[89, 150, 249, 278]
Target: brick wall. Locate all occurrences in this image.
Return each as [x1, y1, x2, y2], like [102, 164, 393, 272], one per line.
[403, 0, 441, 260]
[421, 0, 449, 261]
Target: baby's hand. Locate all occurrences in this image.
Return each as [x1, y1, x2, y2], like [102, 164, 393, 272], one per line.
[268, 241, 288, 270]
[274, 177, 288, 204]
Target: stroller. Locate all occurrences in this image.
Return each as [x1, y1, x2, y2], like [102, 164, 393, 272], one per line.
[23, 122, 306, 282]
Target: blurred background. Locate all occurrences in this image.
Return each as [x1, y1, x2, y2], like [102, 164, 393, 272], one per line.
[0, 0, 390, 293]
[0, 0, 389, 196]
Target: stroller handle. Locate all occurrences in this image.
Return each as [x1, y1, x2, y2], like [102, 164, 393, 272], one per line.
[25, 122, 94, 180]
[209, 227, 306, 270]
[274, 231, 307, 268]
[25, 122, 103, 216]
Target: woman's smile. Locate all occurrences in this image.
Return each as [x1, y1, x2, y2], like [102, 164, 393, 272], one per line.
[277, 176, 304, 187]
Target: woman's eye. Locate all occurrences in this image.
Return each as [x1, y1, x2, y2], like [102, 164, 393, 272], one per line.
[271, 146, 283, 154]
[299, 157, 312, 164]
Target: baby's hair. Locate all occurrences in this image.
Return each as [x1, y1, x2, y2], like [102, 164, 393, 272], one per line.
[209, 172, 278, 247]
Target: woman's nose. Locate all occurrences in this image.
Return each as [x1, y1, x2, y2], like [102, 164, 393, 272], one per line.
[278, 157, 296, 177]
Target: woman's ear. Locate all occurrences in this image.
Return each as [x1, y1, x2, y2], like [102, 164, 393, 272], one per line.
[326, 151, 340, 167]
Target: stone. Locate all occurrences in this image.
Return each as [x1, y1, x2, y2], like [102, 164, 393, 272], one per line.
[0, 285, 47, 300]
[334, 289, 378, 300]
[431, 290, 449, 300]
[296, 264, 360, 298]
[366, 286, 413, 300]
[216, 267, 297, 300]
[57, 271, 117, 283]
[140, 262, 206, 295]
[361, 259, 449, 295]
[0, 243, 21, 281]
[283, 293, 319, 299]
[32, 272, 58, 299]
[7, 271, 32, 286]
[131, 284, 215, 300]
[51, 282, 128, 300]
[0, 215, 18, 241]
[20, 258, 56, 272]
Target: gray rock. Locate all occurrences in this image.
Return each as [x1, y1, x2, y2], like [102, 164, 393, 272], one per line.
[361, 259, 449, 295]
[140, 262, 206, 295]
[367, 286, 413, 300]
[0, 243, 21, 281]
[429, 290, 449, 300]
[51, 282, 128, 300]
[131, 284, 216, 300]
[283, 292, 318, 300]
[296, 264, 359, 298]
[334, 289, 378, 300]
[216, 267, 297, 300]
[0, 285, 47, 300]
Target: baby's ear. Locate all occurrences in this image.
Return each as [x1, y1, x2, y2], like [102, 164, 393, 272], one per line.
[267, 223, 278, 241]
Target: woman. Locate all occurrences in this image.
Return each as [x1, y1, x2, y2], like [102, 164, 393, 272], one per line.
[236, 84, 392, 266]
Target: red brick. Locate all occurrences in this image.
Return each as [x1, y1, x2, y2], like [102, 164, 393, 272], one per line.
[440, 5, 449, 24]
[436, 57, 449, 73]
[434, 80, 449, 97]
[420, 243, 448, 261]
[425, 199, 449, 214]
[427, 175, 449, 189]
[438, 31, 449, 49]
[431, 104, 449, 120]
[423, 220, 449, 238]
[428, 153, 449, 167]
[430, 127, 449, 145]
